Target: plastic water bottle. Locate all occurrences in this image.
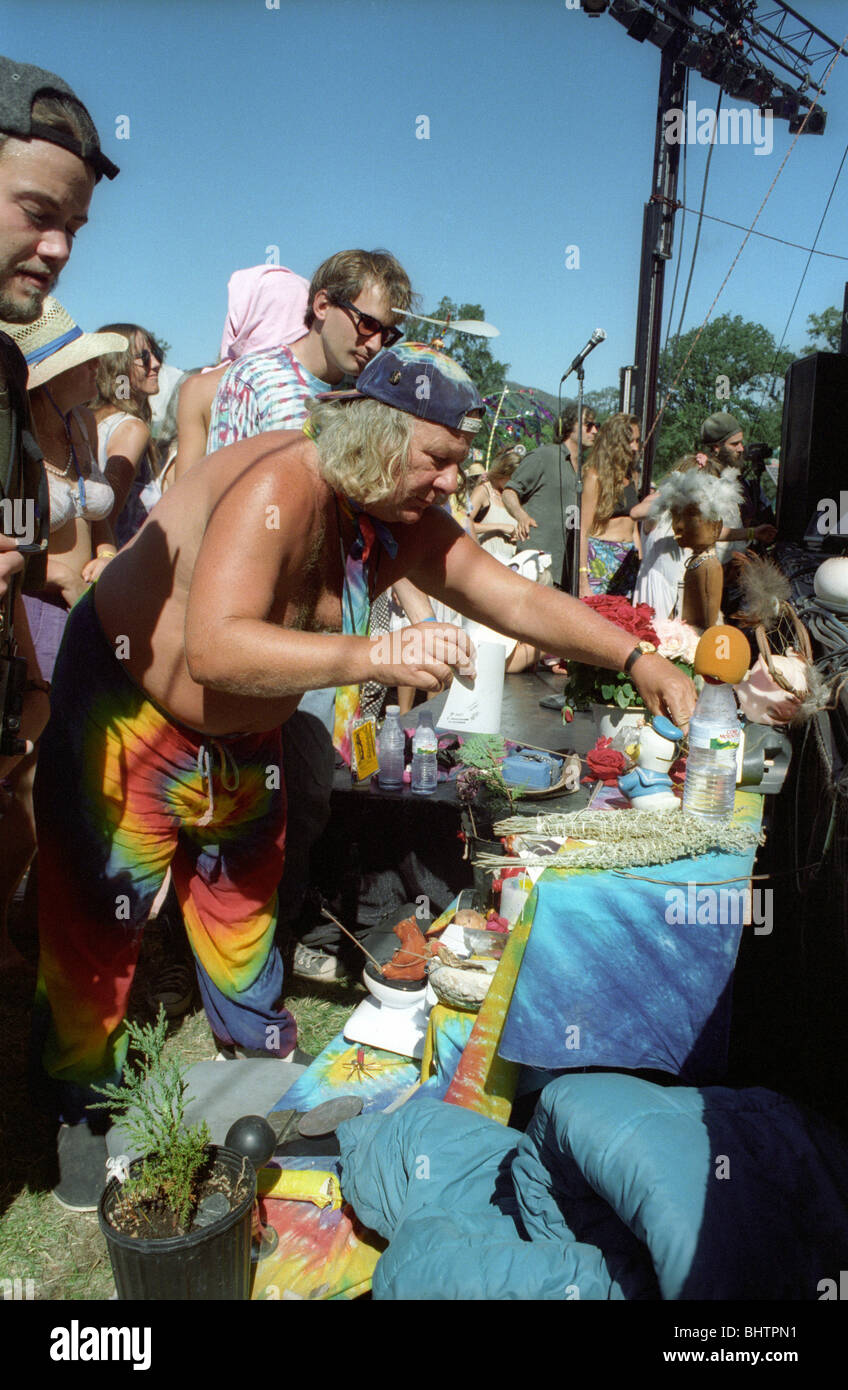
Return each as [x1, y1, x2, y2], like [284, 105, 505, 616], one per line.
[378, 705, 405, 789]
[682, 681, 741, 821]
[411, 710, 438, 794]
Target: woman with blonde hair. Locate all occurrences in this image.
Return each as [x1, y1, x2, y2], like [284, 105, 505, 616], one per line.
[578, 412, 641, 598]
[90, 323, 163, 545]
[468, 446, 521, 558]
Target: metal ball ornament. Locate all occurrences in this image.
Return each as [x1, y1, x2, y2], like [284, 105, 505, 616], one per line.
[225, 1115, 277, 1168]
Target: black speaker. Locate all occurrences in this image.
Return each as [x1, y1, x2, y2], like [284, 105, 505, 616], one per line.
[777, 352, 848, 542]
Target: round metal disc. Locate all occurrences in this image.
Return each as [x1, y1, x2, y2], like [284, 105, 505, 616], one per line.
[296, 1095, 364, 1137]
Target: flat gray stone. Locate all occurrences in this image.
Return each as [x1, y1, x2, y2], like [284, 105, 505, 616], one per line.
[106, 1058, 307, 1161]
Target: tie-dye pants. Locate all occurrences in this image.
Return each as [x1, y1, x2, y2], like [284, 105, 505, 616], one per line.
[32, 588, 296, 1122]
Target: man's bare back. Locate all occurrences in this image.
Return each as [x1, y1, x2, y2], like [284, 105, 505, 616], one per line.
[95, 430, 348, 734]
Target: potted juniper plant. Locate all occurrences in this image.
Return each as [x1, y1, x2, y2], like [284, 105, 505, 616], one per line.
[94, 1007, 256, 1300]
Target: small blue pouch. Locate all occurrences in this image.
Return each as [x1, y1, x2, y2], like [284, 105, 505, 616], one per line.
[501, 750, 563, 790]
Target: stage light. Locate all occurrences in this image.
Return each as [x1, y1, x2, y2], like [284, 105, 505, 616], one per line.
[581, 0, 609, 14]
[790, 108, 826, 134]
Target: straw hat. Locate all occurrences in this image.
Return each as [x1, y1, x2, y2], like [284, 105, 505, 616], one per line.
[0, 297, 128, 389]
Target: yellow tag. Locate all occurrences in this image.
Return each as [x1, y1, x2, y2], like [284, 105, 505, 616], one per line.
[351, 718, 378, 781]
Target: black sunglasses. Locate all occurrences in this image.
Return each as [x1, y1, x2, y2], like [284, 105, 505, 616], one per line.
[134, 348, 159, 371]
[332, 298, 403, 349]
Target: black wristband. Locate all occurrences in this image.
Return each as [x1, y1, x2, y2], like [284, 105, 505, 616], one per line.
[623, 645, 647, 676]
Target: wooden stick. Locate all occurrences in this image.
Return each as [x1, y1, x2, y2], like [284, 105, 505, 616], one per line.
[319, 907, 431, 971]
[319, 907, 385, 972]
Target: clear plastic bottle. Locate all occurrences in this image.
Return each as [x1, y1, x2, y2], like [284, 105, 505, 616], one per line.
[378, 705, 405, 789]
[682, 681, 741, 821]
[411, 710, 439, 794]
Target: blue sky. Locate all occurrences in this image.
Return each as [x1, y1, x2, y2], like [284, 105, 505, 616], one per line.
[6, 0, 848, 399]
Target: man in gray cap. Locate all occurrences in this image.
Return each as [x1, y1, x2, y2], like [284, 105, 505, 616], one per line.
[0, 57, 118, 771]
[699, 411, 746, 472]
[0, 55, 118, 323]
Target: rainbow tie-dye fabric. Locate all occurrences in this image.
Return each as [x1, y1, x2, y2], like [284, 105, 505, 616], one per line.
[32, 589, 296, 1121]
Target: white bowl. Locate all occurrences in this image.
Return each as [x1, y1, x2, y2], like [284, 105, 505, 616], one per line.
[362, 966, 428, 1010]
[814, 556, 848, 613]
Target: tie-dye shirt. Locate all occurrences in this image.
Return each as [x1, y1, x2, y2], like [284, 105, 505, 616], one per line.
[207, 343, 328, 450]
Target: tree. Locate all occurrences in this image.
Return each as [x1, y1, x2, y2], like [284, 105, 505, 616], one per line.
[804, 305, 842, 354]
[418, 298, 509, 399]
[653, 314, 793, 477]
[583, 384, 621, 419]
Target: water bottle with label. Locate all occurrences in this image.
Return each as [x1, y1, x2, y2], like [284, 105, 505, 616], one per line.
[411, 710, 438, 794]
[682, 681, 741, 821]
[378, 705, 405, 790]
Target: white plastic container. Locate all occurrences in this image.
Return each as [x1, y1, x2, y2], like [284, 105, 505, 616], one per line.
[378, 705, 405, 789]
[411, 710, 438, 794]
[682, 682, 741, 821]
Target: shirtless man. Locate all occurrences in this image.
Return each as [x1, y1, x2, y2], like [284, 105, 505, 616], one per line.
[34, 344, 695, 1208]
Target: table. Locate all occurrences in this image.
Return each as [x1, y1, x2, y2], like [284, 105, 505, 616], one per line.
[446, 790, 765, 1119]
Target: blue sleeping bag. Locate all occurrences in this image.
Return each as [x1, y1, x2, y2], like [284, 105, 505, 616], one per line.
[337, 1074, 848, 1300]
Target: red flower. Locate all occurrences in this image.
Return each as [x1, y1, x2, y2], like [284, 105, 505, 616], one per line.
[582, 595, 658, 647]
[584, 735, 628, 785]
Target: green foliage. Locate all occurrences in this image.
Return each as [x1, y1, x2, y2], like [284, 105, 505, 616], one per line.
[91, 1007, 210, 1231]
[420, 298, 510, 399]
[653, 314, 793, 477]
[564, 661, 693, 715]
[804, 305, 842, 354]
[583, 384, 622, 420]
[457, 733, 523, 812]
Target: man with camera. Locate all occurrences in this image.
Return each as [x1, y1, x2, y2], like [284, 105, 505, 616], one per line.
[0, 56, 118, 781]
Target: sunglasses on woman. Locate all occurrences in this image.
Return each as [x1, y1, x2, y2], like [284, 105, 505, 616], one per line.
[331, 298, 403, 349]
[134, 347, 160, 371]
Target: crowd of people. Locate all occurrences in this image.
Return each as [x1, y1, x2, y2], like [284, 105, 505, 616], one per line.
[1, 52, 773, 1216]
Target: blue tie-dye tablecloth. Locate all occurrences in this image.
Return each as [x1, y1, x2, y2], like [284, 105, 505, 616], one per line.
[498, 793, 764, 1083]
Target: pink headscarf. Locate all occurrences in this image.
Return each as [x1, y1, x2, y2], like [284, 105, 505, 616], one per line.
[219, 264, 310, 361]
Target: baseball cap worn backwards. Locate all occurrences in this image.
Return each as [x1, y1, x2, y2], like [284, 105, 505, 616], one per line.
[318, 343, 484, 434]
[0, 55, 119, 181]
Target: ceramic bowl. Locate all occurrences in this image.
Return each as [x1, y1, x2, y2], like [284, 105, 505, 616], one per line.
[362, 963, 428, 1009]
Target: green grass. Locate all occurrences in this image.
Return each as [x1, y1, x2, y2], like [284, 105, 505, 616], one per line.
[0, 913, 362, 1301]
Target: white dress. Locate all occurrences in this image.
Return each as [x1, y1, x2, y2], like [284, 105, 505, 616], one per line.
[633, 514, 687, 619]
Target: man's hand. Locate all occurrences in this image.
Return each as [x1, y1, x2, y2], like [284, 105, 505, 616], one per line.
[630, 652, 696, 731]
[513, 510, 537, 543]
[371, 621, 476, 694]
[0, 537, 25, 598]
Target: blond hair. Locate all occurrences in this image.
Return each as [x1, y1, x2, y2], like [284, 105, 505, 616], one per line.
[307, 398, 413, 505]
[588, 412, 639, 529]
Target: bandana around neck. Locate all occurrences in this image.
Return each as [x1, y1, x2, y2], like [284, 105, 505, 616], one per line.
[332, 493, 398, 764]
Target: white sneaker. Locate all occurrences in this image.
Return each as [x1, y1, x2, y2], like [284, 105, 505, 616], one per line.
[292, 944, 349, 982]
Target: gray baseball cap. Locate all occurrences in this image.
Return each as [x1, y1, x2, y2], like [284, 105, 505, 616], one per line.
[0, 55, 119, 181]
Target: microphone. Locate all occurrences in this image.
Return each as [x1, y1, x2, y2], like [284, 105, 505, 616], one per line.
[560, 329, 606, 382]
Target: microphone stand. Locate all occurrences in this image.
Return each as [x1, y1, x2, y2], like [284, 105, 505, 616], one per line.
[568, 363, 585, 598]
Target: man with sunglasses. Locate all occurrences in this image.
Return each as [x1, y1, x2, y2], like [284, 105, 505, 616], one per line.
[208, 247, 412, 452]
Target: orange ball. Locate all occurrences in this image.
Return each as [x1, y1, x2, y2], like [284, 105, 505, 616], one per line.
[694, 625, 750, 683]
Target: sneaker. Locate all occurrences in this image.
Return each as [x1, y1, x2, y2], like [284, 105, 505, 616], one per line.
[292, 943, 350, 982]
[214, 1042, 314, 1065]
[149, 961, 195, 1019]
[52, 1122, 108, 1213]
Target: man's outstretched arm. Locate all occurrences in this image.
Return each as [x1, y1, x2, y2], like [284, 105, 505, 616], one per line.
[400, 509, 697, 729]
